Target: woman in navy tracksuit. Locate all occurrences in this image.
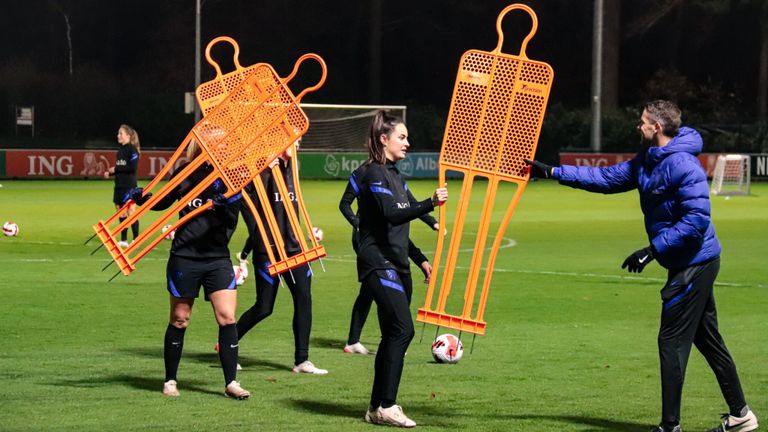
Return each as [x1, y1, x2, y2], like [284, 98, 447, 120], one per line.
[356, 111, 447, 428]
[339, 164, 438, 354]
[235, 144, 327, 375]
[526, 100, 757, 432]
[104, 124, 140, 247]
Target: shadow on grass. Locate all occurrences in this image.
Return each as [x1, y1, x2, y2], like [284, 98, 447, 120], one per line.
[118, 346, 290, 372]
[310, 336, 346, 350]
[502, 414, 647, 431]
[285, 399, 459, 428]
[311, 336, 379, 355]
[51, 374, 220, 396]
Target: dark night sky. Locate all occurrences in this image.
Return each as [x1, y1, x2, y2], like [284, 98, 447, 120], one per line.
[0, 1, 762, 148]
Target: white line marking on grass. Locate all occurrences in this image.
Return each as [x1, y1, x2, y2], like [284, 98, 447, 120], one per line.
[12, 240, 82, 246]
[323, 236, 752, 288]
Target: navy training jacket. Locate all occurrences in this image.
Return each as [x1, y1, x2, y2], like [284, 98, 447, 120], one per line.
[552, 127, 720, 270]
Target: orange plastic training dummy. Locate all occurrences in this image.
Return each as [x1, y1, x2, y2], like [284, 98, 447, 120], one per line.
[91, 37, 327, 279]
[417, 4, 554, 336]
[197, 37, 326, 277]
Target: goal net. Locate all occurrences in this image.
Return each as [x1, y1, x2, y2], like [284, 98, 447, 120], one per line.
[710, 154, 751, 196]
[298, 104, 406, 152]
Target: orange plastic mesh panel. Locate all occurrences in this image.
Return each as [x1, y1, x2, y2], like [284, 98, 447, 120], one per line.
[192, 39, 328, 277]
[417, 3, 553, 335]
[92, 47, 327, 278]
[192, 65, 309, 193]
[196, 36, 263, 116]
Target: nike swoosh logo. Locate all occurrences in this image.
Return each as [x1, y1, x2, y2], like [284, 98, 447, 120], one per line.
[371, 181, 383, 185]
[726, 418, 751, 430]
[638, 255, 649, 264]
[230, 344, 239, 349]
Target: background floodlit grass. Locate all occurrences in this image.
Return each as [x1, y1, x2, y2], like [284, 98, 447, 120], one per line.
[0, 179, 765, 431]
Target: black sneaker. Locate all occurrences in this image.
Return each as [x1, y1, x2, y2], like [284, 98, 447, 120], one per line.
[706, 410, 758, 432]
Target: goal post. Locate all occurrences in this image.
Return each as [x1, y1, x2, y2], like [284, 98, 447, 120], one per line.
[298, 104, 406, 152]
[710, 154, 751, 196]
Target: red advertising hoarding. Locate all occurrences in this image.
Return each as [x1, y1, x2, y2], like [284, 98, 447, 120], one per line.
[4, 149, 184, 179]
[559, 152, 723, 176]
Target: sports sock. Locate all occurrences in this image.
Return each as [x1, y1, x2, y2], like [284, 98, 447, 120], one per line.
[733, 404, 750, 417]
[218, 324, 239, 384]
[119, 217, 127, 242]
[163, 324, 186, 382]
[381, 400, 395, 409]
[131, 221, 139, 240]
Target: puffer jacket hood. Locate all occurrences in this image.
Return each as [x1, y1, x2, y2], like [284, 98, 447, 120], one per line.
[646, 126, 702, 165]
[554, 126, 720, 270]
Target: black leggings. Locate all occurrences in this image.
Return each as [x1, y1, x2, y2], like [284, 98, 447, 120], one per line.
[363, 269, 414, 409]
[658, 258, 746, 426]
[236, 254, 313, 365]
[347, 283, 373, 345]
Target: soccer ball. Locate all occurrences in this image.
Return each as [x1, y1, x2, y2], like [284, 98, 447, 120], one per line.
[3, 221, 19, 237]
[431, 333, 463, 364]
[312, 226, 324, 242]
[161, 224, 175, 241]
[233, 263, 249, 286]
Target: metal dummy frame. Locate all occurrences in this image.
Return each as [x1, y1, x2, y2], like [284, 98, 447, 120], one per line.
[197, 37, 326, 277]
[91, 37, 327, 279]
[416, 4, 554, 335]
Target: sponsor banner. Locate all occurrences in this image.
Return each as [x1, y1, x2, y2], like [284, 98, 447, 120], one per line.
[559, 153, 768, 179]
[2, 149, 186, 179]
[1, 149, 443, 179]
[753, 154, 768, 178]
[297, 152, 441, 179]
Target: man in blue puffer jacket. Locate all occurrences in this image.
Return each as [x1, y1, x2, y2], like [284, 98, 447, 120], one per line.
[526, 100, 758, 432]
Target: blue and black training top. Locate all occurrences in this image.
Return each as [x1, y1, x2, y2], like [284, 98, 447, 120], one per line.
[355, 160, 434, 281]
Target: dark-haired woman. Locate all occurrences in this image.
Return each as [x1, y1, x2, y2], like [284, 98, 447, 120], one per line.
[339, 162, 439, 355]
[356, 111, 447, 427]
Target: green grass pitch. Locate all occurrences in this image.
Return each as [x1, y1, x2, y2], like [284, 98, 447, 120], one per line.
[0, 179, 765, 431]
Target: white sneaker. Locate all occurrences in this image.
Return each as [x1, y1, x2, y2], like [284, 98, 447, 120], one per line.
[344, 342, 369, 355]
[117, 241, 130, 249]
[707, 409, 759, 432]
[224, 380, 250, 400]
[364, 406, 377, 423]
[162, 380, 179, 397]
[371, 405, 416, 428]
[292, 360, 328, 375]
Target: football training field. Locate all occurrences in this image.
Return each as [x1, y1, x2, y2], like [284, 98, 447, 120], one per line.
[0, 179, 765, 431]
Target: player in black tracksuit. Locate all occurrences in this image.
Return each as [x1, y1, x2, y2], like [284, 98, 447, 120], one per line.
[105, 124, 141, 246]
[339, 163, 438, 354]
[136, 141, 250, 399]
[357, 111, 447, 427]
[235, 146, 327, 374]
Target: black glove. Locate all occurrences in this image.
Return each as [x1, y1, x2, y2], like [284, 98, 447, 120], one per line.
[128, 187, 152, 206]
[524, 159, 554, 179]
[621, 246, 655, 273]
